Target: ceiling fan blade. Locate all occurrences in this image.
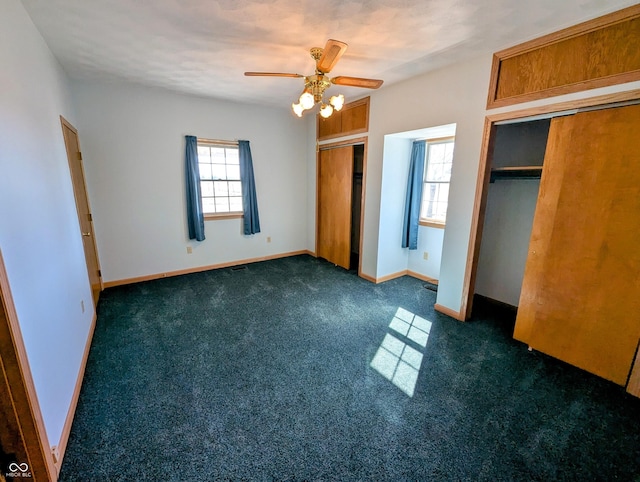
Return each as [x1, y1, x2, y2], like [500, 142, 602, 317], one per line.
[244, 72, 304, 78]
[316, 39, 348, 73]
[331, 76, 384, 89]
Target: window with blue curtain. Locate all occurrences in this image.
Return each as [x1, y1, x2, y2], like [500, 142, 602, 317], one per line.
[186, 137, 260, 237]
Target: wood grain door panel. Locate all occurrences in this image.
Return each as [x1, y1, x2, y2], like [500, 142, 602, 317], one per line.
[514, 104, 640, 385]
[317, 146, 353, 269]
[61, 117, 102, 305]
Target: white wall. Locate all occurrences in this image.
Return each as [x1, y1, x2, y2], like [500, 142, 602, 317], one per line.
[377, 136, 411, 275]
[475, 180, 540, 305]
[71, 81, 308, 283]
[0, 0, 94, 447]
[408, 227, 445, 280]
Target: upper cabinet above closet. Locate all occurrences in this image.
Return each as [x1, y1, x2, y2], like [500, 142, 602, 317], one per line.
[486, 5, 640, 108]
[489, 118, 550, 182]
[317, 97, 369, 141]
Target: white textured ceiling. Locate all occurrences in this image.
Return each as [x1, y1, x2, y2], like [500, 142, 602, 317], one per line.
[20, 0, 640, 108]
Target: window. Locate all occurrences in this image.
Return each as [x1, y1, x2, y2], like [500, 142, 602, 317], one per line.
[420, 138, 454, 227]
[197, 141, 243, 218]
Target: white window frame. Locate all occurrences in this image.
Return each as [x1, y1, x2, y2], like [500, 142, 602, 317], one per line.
[419, 136, 455, 228]
[197, 139, 243, 220]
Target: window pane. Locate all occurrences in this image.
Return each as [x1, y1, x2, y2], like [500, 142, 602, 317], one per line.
[201, 180, 214, 197]
[421, 182, 450, 220]
[443, 161, 452, 181]
[425, 142, 453, 182]
[444, 142, 455, 162]
[227, 165, 240, 180]
[202, 197, 216, 214]
[438, 183, 450, 204]
[429, 143, 446, 164]
[215, 197, 230, 212]
[422, 182, 438, 219]
[226, 148, 239, 164]
[229, 196, 243, 212]
[212, 164, 227, 180]
[197, 146, 211, 161]
[211, 147, 226, 163]
[228, 181, 242, 196]
[426, 160, 445, 182]
[214, 181, 229, 197]
[199, 163, 212, 180]
[431, 201, 447, 222]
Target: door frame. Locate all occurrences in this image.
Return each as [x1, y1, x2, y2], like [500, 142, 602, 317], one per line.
[60, 116, 103, 304]
[316, 136, 368, 277]
[461, 88, 640, 321]
[0, 249, 58, 481]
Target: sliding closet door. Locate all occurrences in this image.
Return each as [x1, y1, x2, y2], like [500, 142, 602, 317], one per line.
[317, 146, 353, 269]
[514, 103, 640, 385]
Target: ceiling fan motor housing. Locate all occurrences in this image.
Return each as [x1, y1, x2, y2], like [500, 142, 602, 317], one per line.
[305, 74, 332, 103]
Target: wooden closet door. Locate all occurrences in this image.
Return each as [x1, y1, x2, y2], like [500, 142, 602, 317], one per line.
[514, 103, 640, 385]
[317, 146, 353, 269]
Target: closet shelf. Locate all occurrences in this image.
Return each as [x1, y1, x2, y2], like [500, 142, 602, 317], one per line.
[490, 166, 542, 182]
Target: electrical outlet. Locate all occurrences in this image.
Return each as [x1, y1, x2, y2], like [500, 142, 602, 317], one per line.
[186, 246, 193, 254]
[423, 251, 429, 261]
[267, 237, 271, 243]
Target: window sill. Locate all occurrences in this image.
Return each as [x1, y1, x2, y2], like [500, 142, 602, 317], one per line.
[419, 220, 446, 229]
[204, 212, 243, 221]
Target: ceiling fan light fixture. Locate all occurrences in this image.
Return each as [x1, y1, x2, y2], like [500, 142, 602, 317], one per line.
[329, 94, 344, 111]
[319, 103, 334, 118]
[245, 40, 382, 119]
[292, 102, 304, 117]
[299, 91, 315, 110]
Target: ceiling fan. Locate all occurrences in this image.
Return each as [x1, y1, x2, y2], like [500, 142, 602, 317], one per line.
[244, 39, 384, 118]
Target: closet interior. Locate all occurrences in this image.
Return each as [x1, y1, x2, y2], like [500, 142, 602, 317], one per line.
[474, 103, 640, 394]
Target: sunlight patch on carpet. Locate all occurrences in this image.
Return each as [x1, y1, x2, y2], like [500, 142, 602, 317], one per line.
[370, 308, 432, 397]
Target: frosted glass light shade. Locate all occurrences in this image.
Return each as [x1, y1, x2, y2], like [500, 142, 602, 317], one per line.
[320, 103, 334, 118]
[329, 94, 344, 111]
[299, 92, 315, 110]
[292, 102, 304, 117]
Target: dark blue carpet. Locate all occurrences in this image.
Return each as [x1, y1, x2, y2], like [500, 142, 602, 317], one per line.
[59, 255, 640, 481]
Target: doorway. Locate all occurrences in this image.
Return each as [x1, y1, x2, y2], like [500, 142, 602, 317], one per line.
[60, 117, 102, 305]
[473, 118, 549, 309]
[350, 144, 364, 271]
[463, 91, 640, 321]
[316, 138, 367, 274]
